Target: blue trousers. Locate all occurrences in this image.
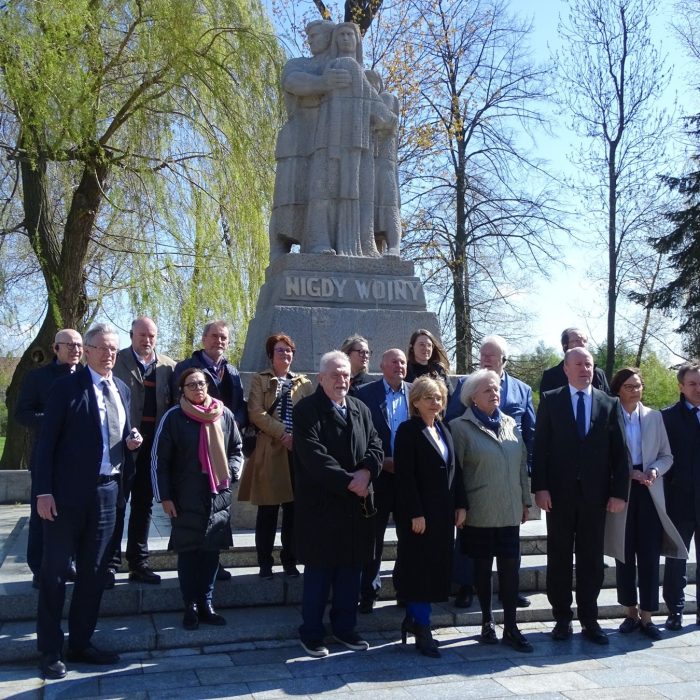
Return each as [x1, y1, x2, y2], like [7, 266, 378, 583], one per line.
[300, 564, 362, 642]
[177, 549, 219, 605]
[36, 480, 117, 655]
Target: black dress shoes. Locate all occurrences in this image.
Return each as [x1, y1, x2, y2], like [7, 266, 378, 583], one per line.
[619, 616, 640, 634]
[183, 602, 199, 630]
[283, 565, 300, 578]
[129, 566, 161, 584]
[516, 594, 531, 608]
[216, 566, 232, 581]
[199, 602, 226, 626]
[258, 565, 274, 580]
[551, 621, 573, 640]
[640, 621, 662, 640]
[454, 585, 473, 609]
[479, 621, 499, 645]
[581, 622, 609, 645]
[502, 627, 533, 653]
[66, 644, 120, 665]
[358, 597, 375, 614]
[104, 568, 116, 590]
[665, 613, 683, 631]
[40, 653, 67, 679]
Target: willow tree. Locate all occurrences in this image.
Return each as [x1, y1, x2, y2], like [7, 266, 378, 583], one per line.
[0, 0, 282, 468]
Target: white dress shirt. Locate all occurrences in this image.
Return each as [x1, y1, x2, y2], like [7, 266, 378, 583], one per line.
[88, 367, 126, 475]
[568, 384, 592, 435]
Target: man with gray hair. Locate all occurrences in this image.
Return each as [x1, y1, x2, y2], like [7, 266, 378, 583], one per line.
[292, 350, 384, 657]
[16, 328, 84, 587]
[34, 323, 142, 678]
[109, 316, 176, 586]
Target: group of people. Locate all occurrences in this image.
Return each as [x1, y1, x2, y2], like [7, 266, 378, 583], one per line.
[16, 319, 700, 676]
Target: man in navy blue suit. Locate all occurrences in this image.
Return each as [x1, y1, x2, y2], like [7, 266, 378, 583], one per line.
[662, 361, 700, 631]
[34, 323, 142, 679]
[15, 328, 83, 587]
[356, 348, 411, 612]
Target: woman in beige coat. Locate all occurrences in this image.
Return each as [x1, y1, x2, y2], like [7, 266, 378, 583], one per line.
[604, 367, 687, 639]
[238, 334, 313, 579]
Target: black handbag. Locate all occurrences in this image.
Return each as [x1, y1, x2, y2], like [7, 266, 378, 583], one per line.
[242, 384, 291, 458]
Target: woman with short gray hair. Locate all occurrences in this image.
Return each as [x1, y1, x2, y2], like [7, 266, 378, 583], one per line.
[450, 369, 532, 653]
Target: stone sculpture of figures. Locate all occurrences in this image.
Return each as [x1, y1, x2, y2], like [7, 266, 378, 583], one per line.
[366, 70, 401, 257]
[268, 20, 338, 261]
[305, 23, 398, 257]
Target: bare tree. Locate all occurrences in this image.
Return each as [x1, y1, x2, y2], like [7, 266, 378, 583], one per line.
[556, 0, 674, 378]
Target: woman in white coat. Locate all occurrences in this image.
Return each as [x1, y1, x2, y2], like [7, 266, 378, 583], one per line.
[604, 368, 687, 639]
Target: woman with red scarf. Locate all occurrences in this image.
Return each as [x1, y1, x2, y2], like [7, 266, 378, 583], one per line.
[152, 368, 243, 630]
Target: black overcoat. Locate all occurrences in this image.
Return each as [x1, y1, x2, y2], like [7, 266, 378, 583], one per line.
[152, 405, 242, 553]
[392, 416, 467, 602]
[292, 386, 384, 567]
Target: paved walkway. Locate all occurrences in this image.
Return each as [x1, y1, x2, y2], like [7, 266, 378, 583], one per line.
[4, 618, 700, 699]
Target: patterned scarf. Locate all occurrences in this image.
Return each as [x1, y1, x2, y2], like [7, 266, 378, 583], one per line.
[180, 396, 229, 494]
[472, 404, 502, 436]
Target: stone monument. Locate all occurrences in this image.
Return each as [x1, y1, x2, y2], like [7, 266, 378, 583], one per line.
[240, 21, 440, 372]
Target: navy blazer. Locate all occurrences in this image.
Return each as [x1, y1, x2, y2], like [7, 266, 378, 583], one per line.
[531, 385, 628, 507]
[34, 369, 134, 508]
[662, 400, 700, 520]
[356, 378, 412, 458]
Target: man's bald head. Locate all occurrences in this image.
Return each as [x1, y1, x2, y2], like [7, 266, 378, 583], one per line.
[380, 348, 407, 390]
[130, 316, 158, 360]
[563, 347, 594, 390]
[53, 329, 83, 366]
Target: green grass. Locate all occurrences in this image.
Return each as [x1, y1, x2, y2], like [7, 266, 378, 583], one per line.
[0, 436, 5, 460]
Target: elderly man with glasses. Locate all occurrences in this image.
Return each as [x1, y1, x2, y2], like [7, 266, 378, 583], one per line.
[16, 329, 84, 588]
[292, 350, 384, 657]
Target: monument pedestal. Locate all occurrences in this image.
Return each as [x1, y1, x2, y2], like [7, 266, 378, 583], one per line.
[240, 254, 439, 372]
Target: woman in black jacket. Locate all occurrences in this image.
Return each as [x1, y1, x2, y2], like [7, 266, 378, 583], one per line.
[152, 368, 242, 630]
[393, 376, 467, 657]
[405, 329, 452, 395]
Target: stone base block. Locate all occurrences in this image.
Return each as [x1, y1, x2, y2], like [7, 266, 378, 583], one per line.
[241, 254, 439, 372]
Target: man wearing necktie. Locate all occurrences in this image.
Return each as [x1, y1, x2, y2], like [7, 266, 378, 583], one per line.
[532, 347, 628, 645]
[292, 350, 384, 657]
[661, 361, 700, 631]
[34, 323, 142, 679]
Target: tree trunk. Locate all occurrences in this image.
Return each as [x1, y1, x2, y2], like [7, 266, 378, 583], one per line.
[1, 156, 108, 469]
[635, 253, 662, 366]
[606, 148, 619, 380]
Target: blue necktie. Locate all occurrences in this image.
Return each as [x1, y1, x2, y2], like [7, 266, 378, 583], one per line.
[576, 391, 586, 439]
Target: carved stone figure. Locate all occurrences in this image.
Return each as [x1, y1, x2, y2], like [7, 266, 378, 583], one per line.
[366, 70, 401, 257]
[268, 20, 336, 261]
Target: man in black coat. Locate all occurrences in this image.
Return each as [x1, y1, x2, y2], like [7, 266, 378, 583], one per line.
[532, 347, 628, 645]
[662, 361, 700, 631]
[34, 323, 142, 679]
[15, 328, 83, 586]
[293, 350, 384, 657]
[540, 327, 610, 394]
[355, 348, 411, 612]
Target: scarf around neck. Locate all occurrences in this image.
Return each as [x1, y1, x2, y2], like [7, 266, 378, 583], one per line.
[180, 396, 229, 494]
[472, 404, 502, 436]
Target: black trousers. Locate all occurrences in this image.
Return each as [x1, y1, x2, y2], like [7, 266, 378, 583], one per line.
[177, 549, 219, 605]
[663, 508, 700, 615]
[109, 440, 154, 570]
[256, 501, 296, 567]
[36, 480, 117, 655]
[360, 473, 395, 601]
[27, 468, 43, 576]
[546, 484, 606, 625]
[616, 480, 662, 611]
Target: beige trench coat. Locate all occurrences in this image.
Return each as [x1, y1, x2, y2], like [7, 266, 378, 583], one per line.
[604, 402, 688, 562]
[238, 369, 313, 506]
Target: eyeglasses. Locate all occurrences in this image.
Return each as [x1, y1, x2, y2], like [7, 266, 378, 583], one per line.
[621, 383, 644, 391]
[352, 349, 371, 357]
[184, 381, 207, 390]
[86, 344, 118, 355]
[361, 496, 377, 519]
[56, 342, 82, 349]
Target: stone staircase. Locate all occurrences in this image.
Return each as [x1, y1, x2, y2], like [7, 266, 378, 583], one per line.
[0, 504, 695, 663]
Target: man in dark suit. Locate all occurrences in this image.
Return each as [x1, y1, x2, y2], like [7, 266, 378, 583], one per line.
[15, 328, 83, 587]
[540, 327, 610, 394]
[110, 316, 175, 586]
[532, 347, 628, 645]
[356, 348, 411, 612]
[293, 350, 384, 657]
[662, 361, 700, 631]
[34, 323, 142, 679]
